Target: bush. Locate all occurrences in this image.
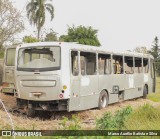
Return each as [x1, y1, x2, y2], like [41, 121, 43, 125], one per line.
[96, 106, 132, 130]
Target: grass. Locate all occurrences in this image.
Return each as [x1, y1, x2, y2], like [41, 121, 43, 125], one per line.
[147, 76, 160, 102]
[125, 104, 160, 130]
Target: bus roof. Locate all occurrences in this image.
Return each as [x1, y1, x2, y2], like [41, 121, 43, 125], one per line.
[17, 42, 154, 59]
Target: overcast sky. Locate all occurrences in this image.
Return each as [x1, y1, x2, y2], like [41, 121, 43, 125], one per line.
[12, 0, 160, 51]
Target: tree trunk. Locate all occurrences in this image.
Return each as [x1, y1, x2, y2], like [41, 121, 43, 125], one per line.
[37, 19, 41, 41]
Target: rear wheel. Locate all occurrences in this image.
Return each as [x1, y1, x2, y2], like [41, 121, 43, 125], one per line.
[98, 90, 109, 109]
[143, 85, 148, 99]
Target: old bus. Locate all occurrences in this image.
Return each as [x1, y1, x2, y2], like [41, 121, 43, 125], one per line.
[14, 42, 155, 116]
[2, 46, 16, 94]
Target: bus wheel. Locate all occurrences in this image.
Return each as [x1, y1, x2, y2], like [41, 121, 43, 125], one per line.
[98, 90, 108, 109]
[143, 85, 148, 99]
[27, 108, 35, 117]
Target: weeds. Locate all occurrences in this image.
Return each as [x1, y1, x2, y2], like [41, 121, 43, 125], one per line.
[59, 115, 81, 130]
[96, 106, 132, 130]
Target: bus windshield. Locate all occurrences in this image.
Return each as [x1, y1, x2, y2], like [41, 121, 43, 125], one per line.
[17, 46, 60, 71]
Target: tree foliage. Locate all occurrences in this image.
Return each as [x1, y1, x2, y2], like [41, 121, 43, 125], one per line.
[59, 25, 101, 46]
[149, 36, 160, 75]
[134, 46, 148, 54]
[44, 29, 58, 41]
[0, 0, 24, 48]
[23, 36, 39, 43]
[26, 0, 54, 40]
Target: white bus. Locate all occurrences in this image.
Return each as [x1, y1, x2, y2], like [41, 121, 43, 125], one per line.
[2, 46, 16, 94]
[14, 42, 156, 116]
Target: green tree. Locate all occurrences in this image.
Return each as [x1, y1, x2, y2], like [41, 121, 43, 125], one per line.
[149, 36, 160, 75]
[44, 30, 58, 41]
[23, 36, 39, 43]
[26, 0, 54, 40]
[59, 25, 101, 46]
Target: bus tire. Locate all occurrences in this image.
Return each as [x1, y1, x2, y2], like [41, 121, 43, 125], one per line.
[98, 90, 109, 109]
[143, 85, 148, 99]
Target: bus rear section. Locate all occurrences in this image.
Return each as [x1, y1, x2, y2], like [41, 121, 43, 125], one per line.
[15, 45, 68, 116]
[2, 47, 16, 94]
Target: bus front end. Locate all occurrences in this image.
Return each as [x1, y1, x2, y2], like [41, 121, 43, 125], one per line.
[2, 47, 16, 94]
[15, 44, 69, 115]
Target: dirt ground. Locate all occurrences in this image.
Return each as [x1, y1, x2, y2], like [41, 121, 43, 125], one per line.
[0, 92, 159, 130]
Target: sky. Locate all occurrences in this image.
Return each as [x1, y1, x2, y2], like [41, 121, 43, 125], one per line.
[12, 0, 160, 52]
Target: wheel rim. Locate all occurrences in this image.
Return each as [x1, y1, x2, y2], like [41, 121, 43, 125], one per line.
[101, 95, 107, 108]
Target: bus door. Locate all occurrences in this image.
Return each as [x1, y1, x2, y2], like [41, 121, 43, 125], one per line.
[150, 60, 156, 92]
[69, 51, 81, 110]
[79, 52, 98, 110]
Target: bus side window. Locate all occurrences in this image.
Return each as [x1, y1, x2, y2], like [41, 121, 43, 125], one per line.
[71, 51, 79, 76]
[80, 52, 96, 75]
[98, 57, 105, 74]
[98, 54, 111, 74]
[113, 55, 123, 74]
[143, 58, 149, 73]
[124, 56, 134, 74]
[135, 57, 143, 73]
[105, 59, 112, 74]
[6, 48, 16, 66]
[80, 56, 86, 75]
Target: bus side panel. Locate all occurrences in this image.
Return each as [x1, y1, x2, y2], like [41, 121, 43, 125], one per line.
[69, 76, 99, 111]
[122, 73, 143, 100]
[98, 74, 119, 104]
[133, 73, 144, 96]
[79, 94, 99, 110]
[3, 67, 15, 84]
[0, 59, 3, 86]
[123, 88, 141, 100]
[69, 79, 80, 111]
[79, 75, 99, 110]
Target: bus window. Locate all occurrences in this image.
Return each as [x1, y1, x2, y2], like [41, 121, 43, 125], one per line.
[24, 53, 30, 64]
[71, 51, 79, 76]
[143, 58, 149, 73]
[135, 57, 143, 73]
[80, 56, 86, 75]
[80, 52, 96, 75]
[17, 46, 60, 71]
[6, 48, 16, 66]
[124, 56, 134, 74]
[113, 55, 123, 74]
[98, 54, 111, 74]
